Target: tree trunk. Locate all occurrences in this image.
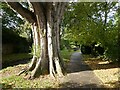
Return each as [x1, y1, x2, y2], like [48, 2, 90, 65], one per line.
[8, 2, 67, 79]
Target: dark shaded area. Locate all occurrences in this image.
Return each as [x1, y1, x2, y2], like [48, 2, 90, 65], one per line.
[67, 62, 92, 73]
[2, 29, 31, 54]
[59, 82, 105, 88]
[81, 43, 104, 56]
[67, 52, 92, 73]
[81, 45, 92, 54]
[0, 83, 13, 89]
[86, 61, 119, 70]
[2, 58, 31, 69]
[95, 45, 104, 55]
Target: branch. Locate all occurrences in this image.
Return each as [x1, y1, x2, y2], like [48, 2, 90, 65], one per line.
[55, 2, 68, 23]
[7, 2, 37, 23]
[30, 2, 46, 28]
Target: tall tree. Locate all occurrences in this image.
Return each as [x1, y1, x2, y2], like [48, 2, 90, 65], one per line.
[6, 1, 67, 79]
[62, 2, 119, 61]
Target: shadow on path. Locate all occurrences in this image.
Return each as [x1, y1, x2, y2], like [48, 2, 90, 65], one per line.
[60, 52, 105, 88]
[59, 82, 105, 88]
[67, 52, 92, 73]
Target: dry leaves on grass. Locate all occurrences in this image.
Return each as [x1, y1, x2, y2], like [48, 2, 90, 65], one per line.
[85, 58, 120, 88]
[0, 64, 28, 78]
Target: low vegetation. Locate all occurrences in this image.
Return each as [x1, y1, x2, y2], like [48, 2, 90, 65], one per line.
[61, 49, 74, 63]
[0, 50, 119, 88]
[0, 49, 73, 88]
[1, 75, 59, 88]
[2, 53, 32, 64]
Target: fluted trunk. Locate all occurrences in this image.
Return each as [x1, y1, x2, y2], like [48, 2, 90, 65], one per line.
[7, 2, 67, 79]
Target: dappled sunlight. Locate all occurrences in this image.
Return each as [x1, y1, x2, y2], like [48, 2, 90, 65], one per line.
[93, 68, 120, 88]
[85, 59, 118, 70]
[98, 61, 110, 65]
[84, 56, 120, 88]
[0, 64, 28, 78]
[1, 1, 119, 88]
[0, 65, 59, 88]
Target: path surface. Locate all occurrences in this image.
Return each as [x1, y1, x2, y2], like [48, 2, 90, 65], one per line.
[60, 52, 105, 88]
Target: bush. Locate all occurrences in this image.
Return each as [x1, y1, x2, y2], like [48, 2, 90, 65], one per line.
[2, 29, 30, 54]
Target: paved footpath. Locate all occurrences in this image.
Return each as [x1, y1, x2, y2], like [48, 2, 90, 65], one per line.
[60, 52, 105, 88]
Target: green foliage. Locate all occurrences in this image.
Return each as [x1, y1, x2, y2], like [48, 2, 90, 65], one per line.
[19, 21, 32, 40]
[31, 45, 41, 57]
[1, 2, 32, 54]
[61, 49, 74, 60]
[1, 2, 24, 32]
[60, 39, 71, 50]
[0, 75, 58, 88]
[62, 2, 118, 62]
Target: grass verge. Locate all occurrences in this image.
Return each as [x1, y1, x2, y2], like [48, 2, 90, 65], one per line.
[84, 55, 120, 88]
[0, 64, 60, 88]
[0, 49, 76, 88]
[2, 53, 33, 64]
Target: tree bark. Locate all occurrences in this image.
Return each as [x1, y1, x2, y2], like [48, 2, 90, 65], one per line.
[29, 2, 49, 78]
[7, 2, 36, 23]
[46, 2, 67, 77]
[7, 2, 67, 79]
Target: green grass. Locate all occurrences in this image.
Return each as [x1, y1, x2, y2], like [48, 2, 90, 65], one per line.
[0, 49, 81, 88]
[61, 49, 74, 59]
[0, 75, 58, 88]
[60, 49, 74, 63]
[0, 63, 58, 88]
[61, 49, 80, 62]
[2, 53, 33, 64]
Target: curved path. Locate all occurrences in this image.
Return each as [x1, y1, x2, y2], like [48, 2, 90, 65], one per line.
[60, 52, 105, 88]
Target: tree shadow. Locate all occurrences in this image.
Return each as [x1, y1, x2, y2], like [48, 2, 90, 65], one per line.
[0, 83, 13, 89]
[66, 55, 119, 74]
[66, 61, 92, 73]
[59, 82, 105, 88]
[85, 60, 119, 70]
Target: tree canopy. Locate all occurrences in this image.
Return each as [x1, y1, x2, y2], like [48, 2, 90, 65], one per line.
[62, 2, 119, 62]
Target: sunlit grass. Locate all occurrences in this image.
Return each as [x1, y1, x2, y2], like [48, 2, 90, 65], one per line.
[0, 49, 83, 88]
[0, 64, 59, 88]
[84, 55, 120, 88]
[0, 75, 58, 88]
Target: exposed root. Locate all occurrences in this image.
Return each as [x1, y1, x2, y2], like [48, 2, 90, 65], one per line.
[30, 57, 42, 78]
[17, 56, 37, 77]
[28, 56, 37, 71]
[16, 55, 64, 79]
[49, 56, 56, 79]
[50, 68, 56, 79]
[17, 69, 26, 76]
[54, 57, 64, 77]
